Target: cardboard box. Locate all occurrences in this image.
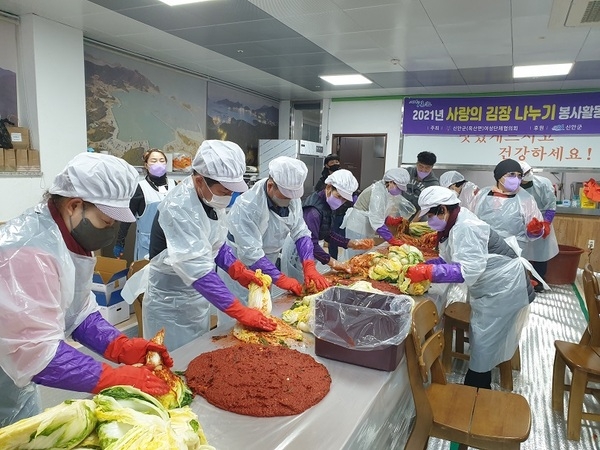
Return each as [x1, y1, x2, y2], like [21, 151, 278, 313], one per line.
[98, 302, 130, 326]
[27, 149, 40, 170]
[6, 126, 30, 150]
[16, 148, 29, 171]
[0, 149, 4, 171]
[313, 287, 413, 371]
[3, 149, 16, 172]
[92, 256, 128, 307]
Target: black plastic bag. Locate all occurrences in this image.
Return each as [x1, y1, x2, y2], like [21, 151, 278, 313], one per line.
[0, 118, 15, 149]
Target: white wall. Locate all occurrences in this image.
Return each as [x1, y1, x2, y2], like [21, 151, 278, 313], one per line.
[0, 15, 86, 222]
[326, 99, 402, 171]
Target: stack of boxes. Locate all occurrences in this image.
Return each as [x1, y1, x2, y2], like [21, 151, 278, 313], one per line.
[0, 125, 41, 172]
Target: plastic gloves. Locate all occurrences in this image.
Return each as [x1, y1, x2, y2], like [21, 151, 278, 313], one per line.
[388, 237, 405, 246]
[425, 257, 446, 265]
[407, 263, 465, 283]
[543, 209, 556, 223]
[385, 216, 404, 227]
[274, 274, 303, 296]
[526, 218, 544, 238]
[92, 363, 170, 395]
[348, 238, 375, 250]
[113, 245, 124, 258]
[224, 298, 277, 331]
[542, 221, 551, 238]
[328, 259, 352, 273]
[302, 260, 330, 292]
[227, 260, 264, 288]
[103, 334, 173, 367]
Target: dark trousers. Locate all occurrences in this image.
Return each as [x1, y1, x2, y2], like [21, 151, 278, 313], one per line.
[464, 369, 492, 390]
[328, 214, 344, 259]
[531, 260, 548, 280]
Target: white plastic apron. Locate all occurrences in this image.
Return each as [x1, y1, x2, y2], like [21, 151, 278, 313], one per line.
[135, 179, 174, 261]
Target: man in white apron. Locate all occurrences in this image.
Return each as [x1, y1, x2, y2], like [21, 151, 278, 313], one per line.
[0, 153, 172, 426]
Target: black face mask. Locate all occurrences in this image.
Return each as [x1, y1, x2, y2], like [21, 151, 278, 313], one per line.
[70, 204, 116, 251]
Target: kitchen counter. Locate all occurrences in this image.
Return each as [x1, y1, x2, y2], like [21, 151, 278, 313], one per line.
[170, 286, 447, 450]
[556, 206, 600, 216]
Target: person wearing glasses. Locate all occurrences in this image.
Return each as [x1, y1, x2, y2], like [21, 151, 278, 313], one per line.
[404, 151, 440, 212]
[472, 158, 546, 252]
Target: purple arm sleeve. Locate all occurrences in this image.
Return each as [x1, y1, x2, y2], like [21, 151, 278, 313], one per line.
[425, 257, 446, 265]
[431, 263, 465, 283]
[250, 256, 282, 282]
[543, 210, 555, 223]
[295, 235, 315, 263]
[304, 207, 331, 265]
[32, 341, 102, 392]
[71, 311, 121, 356]
[376, 225, 394, 242]
[214, 243, 237, 272]
[192, 271, 235, 311]
[327, 231, 351, 249]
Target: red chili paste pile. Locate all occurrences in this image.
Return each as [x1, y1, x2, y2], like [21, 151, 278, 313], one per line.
[186, 344, 331, 417]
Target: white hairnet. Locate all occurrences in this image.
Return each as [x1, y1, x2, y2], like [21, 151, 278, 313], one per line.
[519, 161, 532, 175]
[383, 168, 410, 189]
[269, 156, 308, 199]
[49, 152, 138, 222]
[192, 140, 248, 192]
[439, 170, 465, 188]
[324, 169, 358, 201]
[418, 186, 460, 215]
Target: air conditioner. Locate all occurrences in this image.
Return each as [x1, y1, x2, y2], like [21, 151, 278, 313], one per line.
[298, 140, 324, 156]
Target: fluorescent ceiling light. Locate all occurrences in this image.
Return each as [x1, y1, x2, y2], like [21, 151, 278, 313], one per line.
[513, 63, 573, 78]
[319, 74, 372, 86]
[158, 0, 215, 6]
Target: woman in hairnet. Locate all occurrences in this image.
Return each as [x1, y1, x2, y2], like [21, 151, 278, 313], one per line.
[471, 158, 546, 251]
[281, 169, 372, 282]
[439, 170, 479, 212]
[143, 140, 276, 351]
[113, 149, 176, 260]
[406, 186, 535, 389]
[0, 153, 172, 426]
[519, 161, 559, 292]
[343, 168, 415, 259]
[219, 157, 329, 322]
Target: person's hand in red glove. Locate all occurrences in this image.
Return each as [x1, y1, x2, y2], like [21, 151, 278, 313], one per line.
[302, 260, 330, 292]
[385, 216, 404, 227]
[542, 221, 551, 238]
[224, 298, 277, 331]
[227, 260, 264, 288]
[388, 237, 405, 247]
[348, 238, 375, 250]
[406, 264, 433, 283]
[526, 218, 544, 237]
[275, 274, 303, 296]
[104, 335, 173, 367]
[92, 363, 170, 395]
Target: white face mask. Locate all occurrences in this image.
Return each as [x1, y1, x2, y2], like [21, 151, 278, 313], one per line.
[201, 179, 231, 209]
[522, 172, 534, 183]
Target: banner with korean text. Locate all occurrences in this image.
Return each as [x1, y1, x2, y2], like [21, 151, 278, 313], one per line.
[402, 92, 600, 136]
[402, 134, 599, 169]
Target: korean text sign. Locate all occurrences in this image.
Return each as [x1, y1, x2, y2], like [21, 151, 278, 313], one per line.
[402, 92, 600, 135]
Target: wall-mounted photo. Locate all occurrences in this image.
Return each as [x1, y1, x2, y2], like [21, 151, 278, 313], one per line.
[206, 83, 278, 167]
[0, 21, 18, 124]
[84, 44, 207, 171]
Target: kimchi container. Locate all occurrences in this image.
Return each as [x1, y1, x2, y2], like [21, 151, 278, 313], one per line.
[313, 286, 413, 371]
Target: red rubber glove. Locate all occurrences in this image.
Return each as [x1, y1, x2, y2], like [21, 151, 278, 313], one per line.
[92, 363, 170, 395]
[385, 216, 404, 227]
[224, 298, 277, 331]
[227, 260, 264, 289]
[302, 260, 330, 292]
[388, 237, 405, 246]
[526, 218, 544, 237]
[542, 221, 551, 238]
[104, 335, 173, 368]
[406, 264, 433, 283]
[274, 274, 303, 296]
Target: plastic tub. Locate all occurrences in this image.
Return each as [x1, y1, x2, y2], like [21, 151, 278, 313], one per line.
[545, 244, 585, 285]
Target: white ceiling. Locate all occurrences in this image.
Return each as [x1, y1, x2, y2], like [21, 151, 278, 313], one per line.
[1, 0, 599, 101]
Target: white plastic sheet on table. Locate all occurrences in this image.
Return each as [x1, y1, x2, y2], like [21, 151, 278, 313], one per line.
[169, 291, 444, 450]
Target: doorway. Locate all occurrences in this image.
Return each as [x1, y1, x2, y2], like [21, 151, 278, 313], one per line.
[331, 134, 387, 190]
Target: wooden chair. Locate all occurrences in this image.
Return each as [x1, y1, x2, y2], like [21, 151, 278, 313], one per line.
[551, 264, 600, 440]
[405, 299, 531, 450]
[127, 259, 150, 338]
[442, 302, 520, 390]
